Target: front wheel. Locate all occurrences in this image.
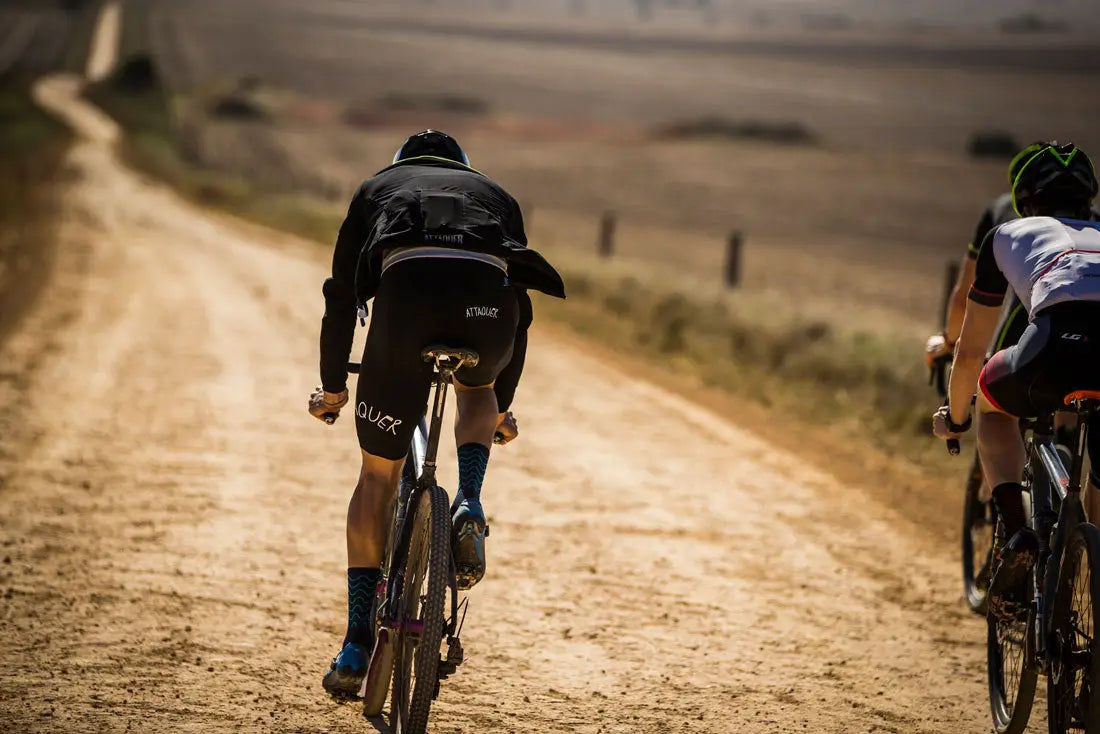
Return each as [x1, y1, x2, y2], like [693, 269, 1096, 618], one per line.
[963, 451, 995, 614]
[988, 518, 1038, 734]
[1047, 522, 1100, 733]
[391, 484, 451, 734]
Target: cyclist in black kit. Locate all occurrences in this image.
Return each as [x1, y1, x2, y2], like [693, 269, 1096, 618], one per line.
[307, 131, 565, 698]
[926, 143, 1100, 366]
[925, 143, 1044, 367]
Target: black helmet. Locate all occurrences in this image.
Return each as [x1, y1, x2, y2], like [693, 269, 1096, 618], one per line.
[392, 130, 470, 166]
[1011, 142, 1098, 216]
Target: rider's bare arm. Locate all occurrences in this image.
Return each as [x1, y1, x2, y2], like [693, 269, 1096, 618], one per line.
[949, 231, 1009, 425]
[945, 255, 978, 345]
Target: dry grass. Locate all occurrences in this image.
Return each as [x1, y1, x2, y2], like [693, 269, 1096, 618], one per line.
[534, 246, 947, 460]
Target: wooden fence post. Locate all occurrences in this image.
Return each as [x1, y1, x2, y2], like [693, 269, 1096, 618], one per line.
[725, 230, 743, 288]
[598, 211, 616, 258]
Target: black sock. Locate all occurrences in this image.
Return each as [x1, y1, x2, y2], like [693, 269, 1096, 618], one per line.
[343, 567, 381, 647]
[457, 442, 490, 504]
[992, 482, 1027, 538]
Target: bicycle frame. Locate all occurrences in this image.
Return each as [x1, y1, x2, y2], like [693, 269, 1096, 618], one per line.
[1027, 408, 1092, 666]
[382, 363, 459, 627]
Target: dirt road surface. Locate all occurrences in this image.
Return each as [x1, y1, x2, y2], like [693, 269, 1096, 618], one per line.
[0, 76, 998, 733]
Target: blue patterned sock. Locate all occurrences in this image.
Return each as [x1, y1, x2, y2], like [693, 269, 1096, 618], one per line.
[343, 567, 381, 647]
[456, 442, 490, 504]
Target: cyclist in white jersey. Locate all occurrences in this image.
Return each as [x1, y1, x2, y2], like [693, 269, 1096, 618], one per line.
[933, 142, 1100, 620]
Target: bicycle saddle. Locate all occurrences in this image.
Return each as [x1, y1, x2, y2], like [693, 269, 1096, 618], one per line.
[1064, 390, 1100, 406]
[421, 345, 480, 369]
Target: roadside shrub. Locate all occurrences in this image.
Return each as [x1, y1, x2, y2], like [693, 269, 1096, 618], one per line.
[999, 13, 1067, 33]
[967, 131, 1019, 159]
[208, 93, 267, 122]
[656, 116, 817, 146]
[111, 55, 160, 95]
[801, 12, 853, 31]
[378, 92, 489, 116]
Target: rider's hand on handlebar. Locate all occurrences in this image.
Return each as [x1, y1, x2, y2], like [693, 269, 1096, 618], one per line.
[494, 411, 518, 445]
[924, 332, 954, 370]
[932, 405, 956, 440]
[309, 386, 349, 423]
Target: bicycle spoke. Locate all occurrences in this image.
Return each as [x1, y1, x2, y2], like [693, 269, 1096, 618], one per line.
[999, 619, 1028, 709]
[1070, 558, 1093, 729]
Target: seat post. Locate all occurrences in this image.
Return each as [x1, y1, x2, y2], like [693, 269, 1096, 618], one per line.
[419, 372, 451, 487]
[416, 347, 479, 488]
[1070, 403, 1092, 494]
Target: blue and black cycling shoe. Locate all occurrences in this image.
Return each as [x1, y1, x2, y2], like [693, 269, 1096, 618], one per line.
[322, 642, 369, 699]
[452, 498, 488, 590]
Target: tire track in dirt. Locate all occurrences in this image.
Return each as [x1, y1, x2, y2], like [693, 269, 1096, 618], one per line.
[0, 75, 995, 733]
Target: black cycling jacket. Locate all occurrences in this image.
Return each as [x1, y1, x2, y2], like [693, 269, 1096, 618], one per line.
[320, 157, 564, 403]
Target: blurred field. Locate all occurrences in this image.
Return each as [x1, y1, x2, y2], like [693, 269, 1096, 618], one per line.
[92, 0, 1100, 345]
[0, 0, 105, 77]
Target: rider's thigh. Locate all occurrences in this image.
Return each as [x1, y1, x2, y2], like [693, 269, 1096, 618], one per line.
[354, 275, 435, 460]
[978, 317, 1051, 418]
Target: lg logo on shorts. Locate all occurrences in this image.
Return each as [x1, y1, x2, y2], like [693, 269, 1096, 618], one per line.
[466, 306, 499, 318]
[1062, 333, 1090, 343]
[357, 403, 402, 435]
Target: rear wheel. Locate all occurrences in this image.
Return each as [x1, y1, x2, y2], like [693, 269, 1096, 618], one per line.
[963, 451, 995, 614]
[1048, 522, 1100, 733]
[391, 484, 450, 734]
[988, 520, 1038, 734]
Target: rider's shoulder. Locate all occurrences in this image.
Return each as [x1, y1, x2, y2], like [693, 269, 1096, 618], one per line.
[995, 216, 1071, 245]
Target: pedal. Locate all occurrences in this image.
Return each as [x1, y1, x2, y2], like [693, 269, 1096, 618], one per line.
[437, 636, 464, 681]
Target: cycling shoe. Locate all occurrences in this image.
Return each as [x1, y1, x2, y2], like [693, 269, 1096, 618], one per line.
[322, 642, 369, 699]
[452, 499, 487, 590]
[988, 527, 1039, 622]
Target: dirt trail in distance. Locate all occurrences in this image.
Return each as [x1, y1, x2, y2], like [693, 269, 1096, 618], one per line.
[0, 76, 997, 733]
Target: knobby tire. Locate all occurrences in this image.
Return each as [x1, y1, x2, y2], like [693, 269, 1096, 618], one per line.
[1048, 522, 1100, 734]
[391, 484, 450, 734]
[987, 517, 1039, 734]
[963, 450, 995, 615]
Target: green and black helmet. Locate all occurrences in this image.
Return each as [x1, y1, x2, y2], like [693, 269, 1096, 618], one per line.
[1011, 142, 1098, 216]
[1007, 142, 1046, 186]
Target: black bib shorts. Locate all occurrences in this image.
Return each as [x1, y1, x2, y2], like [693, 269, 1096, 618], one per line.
[979, 302, 1100, 475]
[354, 257, 519, 460]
